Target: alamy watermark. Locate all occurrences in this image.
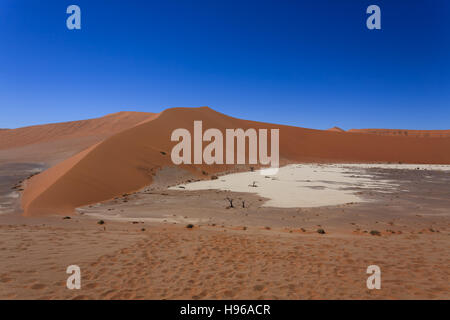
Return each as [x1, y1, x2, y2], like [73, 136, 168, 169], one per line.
[366, 5, 381, 30]
[65, 4, 380, 31]
[66, 5, 81, 30]
[66, 265, 81, 290]
[366, 265, 381, 289]
[64, 263, 381, 291]
[170, 121, 280, 175]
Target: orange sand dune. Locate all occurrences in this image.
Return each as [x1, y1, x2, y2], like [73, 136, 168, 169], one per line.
[348, 128, 450, 138]
[0, 111, 155, 151]
[327, 126, 345, 132]
[0, 111, 156, 165]
[22, 107, 450, 216]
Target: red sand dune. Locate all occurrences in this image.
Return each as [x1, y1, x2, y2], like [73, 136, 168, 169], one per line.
[348, 128, 450, 138]
[21, 107, 450, 216]
[0, 111, 155, 150]
[0, 111, 156, 165]
[327, 126, 345, 132]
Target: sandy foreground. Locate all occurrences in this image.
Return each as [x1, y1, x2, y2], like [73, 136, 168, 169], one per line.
[0, 221, 448, 300]
[0, 164, 449, 299]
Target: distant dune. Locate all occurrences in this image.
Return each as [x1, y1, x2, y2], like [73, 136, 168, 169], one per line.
[327, 126, 345, 132]
[0, 111, 155, 150]
[0, 111, 155, 165]
[348, 128, 450, 138]
[20, 106, 450, 216]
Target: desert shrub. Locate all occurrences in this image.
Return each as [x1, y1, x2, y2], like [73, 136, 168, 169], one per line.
[249, 181, 257, 187]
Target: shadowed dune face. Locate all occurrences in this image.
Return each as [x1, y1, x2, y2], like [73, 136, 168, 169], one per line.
[21, 107, 450, 216]
[348, 128, 450, 138]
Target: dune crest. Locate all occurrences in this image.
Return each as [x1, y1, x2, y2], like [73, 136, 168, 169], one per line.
[327, 127, 345, 132]
[0, 111, 155, 151]
[348, 128, 450, 138]
[0, 111, 157, 166]
[22, 107, 450, 216]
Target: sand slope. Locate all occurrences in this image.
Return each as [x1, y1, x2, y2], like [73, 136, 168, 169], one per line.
[0, 112, 156, 165]
[0, 111, 155, 150]
[22, 107, 450, 216]
[349, 128, 450, 138]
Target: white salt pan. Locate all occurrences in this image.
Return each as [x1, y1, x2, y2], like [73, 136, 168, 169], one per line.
[170, 163, 450, 208]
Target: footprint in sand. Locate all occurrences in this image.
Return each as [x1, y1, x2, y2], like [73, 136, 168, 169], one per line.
[84, 282, 99, 289]
[253, 284, 265, 292]
[0, 277, 12, 283]
[30, 283, 47, 290]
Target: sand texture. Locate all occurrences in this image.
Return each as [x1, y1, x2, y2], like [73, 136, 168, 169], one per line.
[0, 220, 448, 300]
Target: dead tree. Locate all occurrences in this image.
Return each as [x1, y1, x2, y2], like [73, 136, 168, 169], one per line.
[226, 197, 234, 208]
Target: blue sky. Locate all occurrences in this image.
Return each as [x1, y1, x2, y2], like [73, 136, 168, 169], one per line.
[0, 0, 449, 129]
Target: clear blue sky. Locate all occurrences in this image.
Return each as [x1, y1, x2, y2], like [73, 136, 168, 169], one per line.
[0, 0, 449, 129]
